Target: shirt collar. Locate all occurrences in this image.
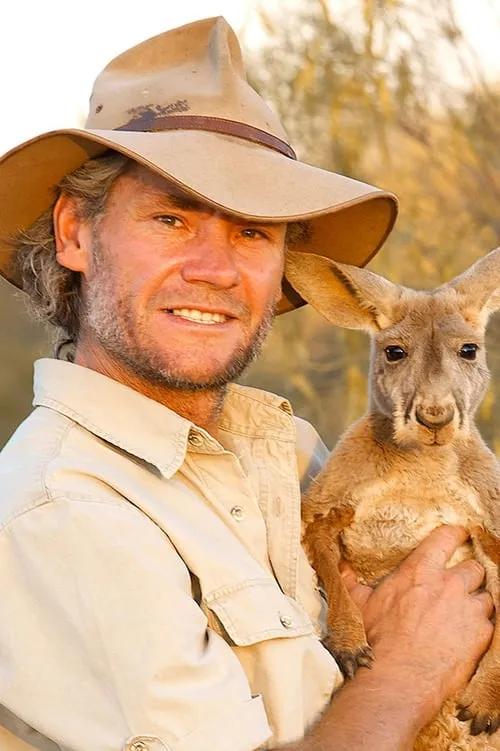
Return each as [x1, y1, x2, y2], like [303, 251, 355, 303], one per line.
[32, 359, 296, 478]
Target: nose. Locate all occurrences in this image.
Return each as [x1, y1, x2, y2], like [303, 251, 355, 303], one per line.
[181, 219, 241, 290]
[415, 404, 455, 430]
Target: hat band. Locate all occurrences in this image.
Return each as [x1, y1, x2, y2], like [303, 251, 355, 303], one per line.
[116, 114, 297, 160]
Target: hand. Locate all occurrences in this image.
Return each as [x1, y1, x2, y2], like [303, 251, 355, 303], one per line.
[340, 526, 494, 716]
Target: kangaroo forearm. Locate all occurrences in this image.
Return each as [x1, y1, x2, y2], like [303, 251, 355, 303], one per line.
[276, 665, 429, 751]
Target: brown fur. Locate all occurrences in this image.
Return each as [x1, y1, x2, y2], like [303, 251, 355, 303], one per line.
[285, 247, 500, 750]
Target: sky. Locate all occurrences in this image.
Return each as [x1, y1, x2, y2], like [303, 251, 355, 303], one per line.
[0, 0, 499, 154]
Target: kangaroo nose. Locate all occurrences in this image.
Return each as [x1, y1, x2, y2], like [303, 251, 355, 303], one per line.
[415, 404, 455, 430]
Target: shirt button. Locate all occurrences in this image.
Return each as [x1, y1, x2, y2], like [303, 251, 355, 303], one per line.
[280, 614, 294, 628]
[125, 736, 168, 751]
[230, 505, 246, 521]
[188, 431, 203, 447]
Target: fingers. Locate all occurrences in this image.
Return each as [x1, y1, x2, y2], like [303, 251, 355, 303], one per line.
[450, 558, 486, 593]
[445, 558, 494, 620]
[473, 591, 495, 620]
[401, 525, 469, 570]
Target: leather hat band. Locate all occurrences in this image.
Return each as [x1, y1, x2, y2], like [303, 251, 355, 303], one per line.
[116, 114, 297, 160]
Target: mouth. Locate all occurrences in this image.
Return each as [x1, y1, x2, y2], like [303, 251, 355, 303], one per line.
[416, 423, 455, 447]
[164, 308, 234, 325]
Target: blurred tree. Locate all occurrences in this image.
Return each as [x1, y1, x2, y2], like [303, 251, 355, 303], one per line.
[241, 0, 500, 448]
[0, 279, 49, 446]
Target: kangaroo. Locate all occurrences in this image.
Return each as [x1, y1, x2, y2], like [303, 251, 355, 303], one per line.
[285, 247, 500, 751]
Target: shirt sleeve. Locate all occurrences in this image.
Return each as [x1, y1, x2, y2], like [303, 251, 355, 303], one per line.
[0, 498, 272, 751]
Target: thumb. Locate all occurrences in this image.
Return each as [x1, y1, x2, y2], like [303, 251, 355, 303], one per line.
[339, 562, 373, 610]
[400, 525, 468, 572]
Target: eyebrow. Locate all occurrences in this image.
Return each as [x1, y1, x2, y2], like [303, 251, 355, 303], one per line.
[141, 188, 284, 229]
[162, 193, 207, 212]
[144, 190, 209, 214]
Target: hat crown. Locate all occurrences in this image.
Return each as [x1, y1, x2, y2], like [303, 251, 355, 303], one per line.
[86, 17, 288, 142]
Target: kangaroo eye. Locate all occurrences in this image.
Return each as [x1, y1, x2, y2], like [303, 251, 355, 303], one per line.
[384, 346, 407, 362]
[459, 343, 479, 360]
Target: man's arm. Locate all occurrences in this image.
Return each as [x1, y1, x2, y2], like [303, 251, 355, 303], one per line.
[282, 526, 493, 750]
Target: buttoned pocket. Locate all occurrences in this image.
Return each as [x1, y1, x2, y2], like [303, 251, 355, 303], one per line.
[204, 579, 314, 646]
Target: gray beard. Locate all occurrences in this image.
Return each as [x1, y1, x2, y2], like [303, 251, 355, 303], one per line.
[82, 247, 277, 392]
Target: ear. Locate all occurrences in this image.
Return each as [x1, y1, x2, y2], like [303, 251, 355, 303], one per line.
[284, 250, 402, 332]
[53, 194, 91, 274]
[448, 247, 500, 325]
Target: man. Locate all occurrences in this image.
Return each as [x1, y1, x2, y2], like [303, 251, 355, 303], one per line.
[0, 16, 492, 751]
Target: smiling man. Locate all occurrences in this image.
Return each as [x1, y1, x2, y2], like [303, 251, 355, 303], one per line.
[55, 165, 286, 432]
[0, 15, 493, 751]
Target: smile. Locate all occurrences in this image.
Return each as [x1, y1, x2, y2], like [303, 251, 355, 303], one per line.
[167, 308, 229, 324]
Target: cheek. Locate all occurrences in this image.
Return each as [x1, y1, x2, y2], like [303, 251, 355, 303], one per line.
[97, 238, 165, 303]
[373, 360, 411, 404]
[247, 255, 285, 306]
[464, 359, 489, 403]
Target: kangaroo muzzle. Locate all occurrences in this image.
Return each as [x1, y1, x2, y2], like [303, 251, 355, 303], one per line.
[415, 404, 455, 431]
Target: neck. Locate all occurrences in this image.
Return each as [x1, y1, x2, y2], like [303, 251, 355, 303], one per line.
[72, 339, 226, 437]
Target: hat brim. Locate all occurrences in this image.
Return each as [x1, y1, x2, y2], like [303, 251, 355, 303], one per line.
[0, 128, 398, 313]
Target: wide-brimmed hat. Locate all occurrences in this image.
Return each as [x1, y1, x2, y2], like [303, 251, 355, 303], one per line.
[0, 16, 398, 313]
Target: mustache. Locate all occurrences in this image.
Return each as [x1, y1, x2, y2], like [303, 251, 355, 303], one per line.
[152, 290, 251, 318]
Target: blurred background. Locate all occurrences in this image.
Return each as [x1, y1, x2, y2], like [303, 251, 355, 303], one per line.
[2, 0, 500, 449]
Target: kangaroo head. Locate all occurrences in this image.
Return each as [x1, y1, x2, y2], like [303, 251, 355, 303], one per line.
[285, 248, 500, 447]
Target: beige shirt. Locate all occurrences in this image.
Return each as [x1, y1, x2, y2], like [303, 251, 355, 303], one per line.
[0, 359, 342, 751]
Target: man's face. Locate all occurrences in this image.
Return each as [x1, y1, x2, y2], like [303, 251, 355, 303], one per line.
[63, 166, 286, 390]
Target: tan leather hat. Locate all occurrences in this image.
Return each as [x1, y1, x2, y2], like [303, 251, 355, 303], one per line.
[0, 16, 398, 313]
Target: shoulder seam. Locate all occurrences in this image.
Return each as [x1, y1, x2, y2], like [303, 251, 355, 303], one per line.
[0, 493, 50, 532]
[0, 492, 155, 534]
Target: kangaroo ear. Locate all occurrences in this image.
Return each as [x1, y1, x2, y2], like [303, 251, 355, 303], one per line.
[284, 250, 402, 332]
[448, 247, 500, 324]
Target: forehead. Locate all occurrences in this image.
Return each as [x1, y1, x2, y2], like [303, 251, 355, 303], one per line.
[125, 164, 209, 211]
[380, 292, 481, 340]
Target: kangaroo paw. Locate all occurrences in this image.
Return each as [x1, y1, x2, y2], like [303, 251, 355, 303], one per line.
[457, 678, 500, 736]
[322, 634, 374, 679]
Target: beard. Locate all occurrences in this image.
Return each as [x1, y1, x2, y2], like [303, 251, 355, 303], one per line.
[81, 242, 278, 392]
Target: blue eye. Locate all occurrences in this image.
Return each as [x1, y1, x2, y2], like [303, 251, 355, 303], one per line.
[459, 343, 478, 360]
[385, 346, 407, 362]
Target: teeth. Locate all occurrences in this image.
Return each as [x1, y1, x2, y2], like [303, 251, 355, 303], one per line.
[171, 308, 228, 324]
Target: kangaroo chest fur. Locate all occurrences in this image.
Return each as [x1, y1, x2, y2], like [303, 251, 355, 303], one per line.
[341, 472, 484, 585]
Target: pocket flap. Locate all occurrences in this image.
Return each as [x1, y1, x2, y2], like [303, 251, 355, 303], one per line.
[204, 579, 314, 646]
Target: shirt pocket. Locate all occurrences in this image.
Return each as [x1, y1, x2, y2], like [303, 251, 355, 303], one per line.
[203, 578, 314, 646]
